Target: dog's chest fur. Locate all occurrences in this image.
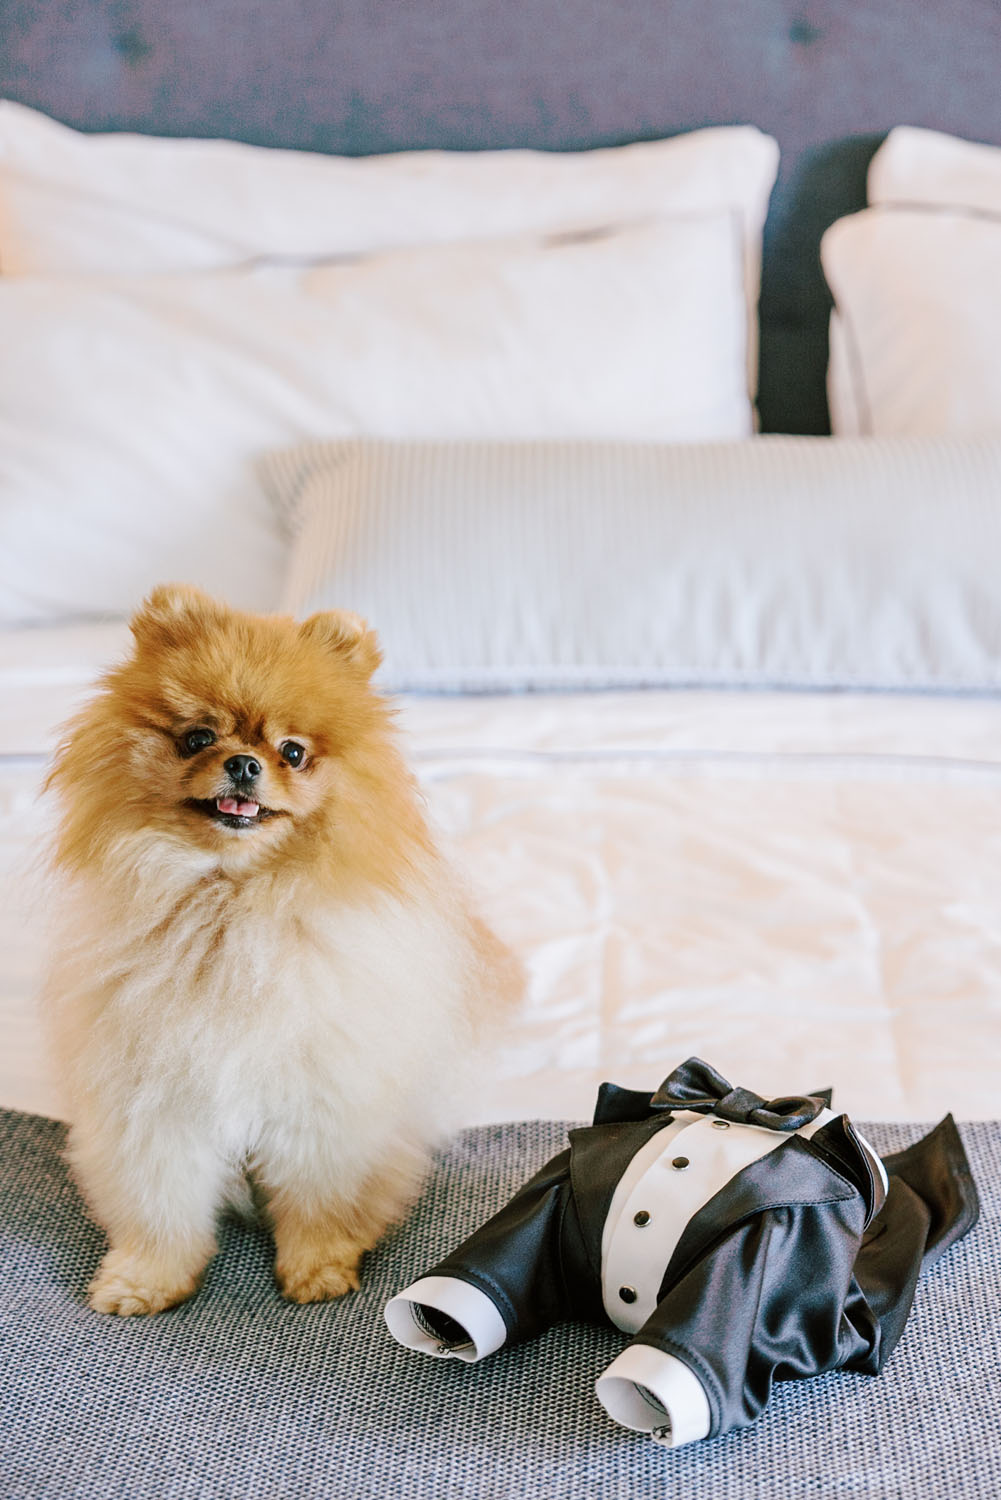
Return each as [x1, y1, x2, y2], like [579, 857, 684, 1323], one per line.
[52, 850, 476, 1167]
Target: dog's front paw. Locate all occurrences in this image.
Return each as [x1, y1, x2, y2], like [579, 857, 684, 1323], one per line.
[88, 1248, 200, 1316]
[277, 1254, 361, 1304]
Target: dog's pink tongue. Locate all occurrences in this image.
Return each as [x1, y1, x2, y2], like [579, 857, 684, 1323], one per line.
[217, 797, 259, 817]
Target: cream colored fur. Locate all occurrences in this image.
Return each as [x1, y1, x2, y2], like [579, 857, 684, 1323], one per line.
[47, 831, 496, 1313]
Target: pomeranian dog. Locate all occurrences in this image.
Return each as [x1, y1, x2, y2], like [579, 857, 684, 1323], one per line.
[44, 584, 518, 1317]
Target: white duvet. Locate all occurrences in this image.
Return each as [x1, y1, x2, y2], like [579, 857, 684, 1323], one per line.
[3, 624, 1000, 1126]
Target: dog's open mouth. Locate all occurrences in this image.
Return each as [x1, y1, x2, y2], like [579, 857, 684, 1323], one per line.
[185, 796, 286, 830]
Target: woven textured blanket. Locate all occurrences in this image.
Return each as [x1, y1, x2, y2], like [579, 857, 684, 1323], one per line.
[1, 1110, 997, 1500]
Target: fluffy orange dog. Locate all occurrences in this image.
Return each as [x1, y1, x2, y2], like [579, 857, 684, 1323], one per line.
[44, 585, 517, 1316]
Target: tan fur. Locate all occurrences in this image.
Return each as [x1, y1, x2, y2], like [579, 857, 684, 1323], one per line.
[44, 585, 520, 1315]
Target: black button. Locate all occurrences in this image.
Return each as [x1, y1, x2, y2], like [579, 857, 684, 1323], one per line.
[671, 1156, 690, 1171]
[618, 1285, 637, 1304]
[633, 1210, 651, 1227]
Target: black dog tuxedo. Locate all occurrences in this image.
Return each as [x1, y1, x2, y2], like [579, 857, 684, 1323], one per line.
[385, 1059, 979, 1446]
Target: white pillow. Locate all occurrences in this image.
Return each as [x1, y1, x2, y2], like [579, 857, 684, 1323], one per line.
[0, 100, 776, 280]
[822, 208, 1001, 436]
[868, 125, 1001, 213]
[268, 436, 1001, 693]
[0, 103, 777, 408]
[0, 216, 750, 625]
[825, 127, 1001, 437]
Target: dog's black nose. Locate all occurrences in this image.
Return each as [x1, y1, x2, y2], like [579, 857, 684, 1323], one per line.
[224, 754, 261, 784]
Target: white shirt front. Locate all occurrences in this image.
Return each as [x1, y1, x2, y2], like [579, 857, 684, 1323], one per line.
[598, 1106, 866, 1334]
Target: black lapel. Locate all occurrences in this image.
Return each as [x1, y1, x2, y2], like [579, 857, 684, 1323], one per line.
[567, 1114, 676, 1279]
[658, 1127, 861, 1294]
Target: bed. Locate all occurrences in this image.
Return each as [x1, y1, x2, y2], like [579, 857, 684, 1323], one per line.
[2, 3, 1000, 1497]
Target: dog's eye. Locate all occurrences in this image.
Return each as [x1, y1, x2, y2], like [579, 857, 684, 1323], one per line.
[280, 741, 306, 768]
[180, 728, 215, 757]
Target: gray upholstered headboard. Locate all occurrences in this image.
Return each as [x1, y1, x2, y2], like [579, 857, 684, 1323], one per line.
[3, 0, 1001, 434]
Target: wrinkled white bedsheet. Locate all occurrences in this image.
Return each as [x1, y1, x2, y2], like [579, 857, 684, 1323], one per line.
[3, 624, 1000, 1125]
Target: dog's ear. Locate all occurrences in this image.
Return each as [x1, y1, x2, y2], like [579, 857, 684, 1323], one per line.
[130, 583, 221, 647]
[300, 610, 383, 680]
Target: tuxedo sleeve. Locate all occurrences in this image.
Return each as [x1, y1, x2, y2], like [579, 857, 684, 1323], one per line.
[605, 1193, 872, 1443]
[385, 1147, 574, 1363]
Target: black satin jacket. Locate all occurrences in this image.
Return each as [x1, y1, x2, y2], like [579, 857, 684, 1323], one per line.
[414, 1078, 979, 1441]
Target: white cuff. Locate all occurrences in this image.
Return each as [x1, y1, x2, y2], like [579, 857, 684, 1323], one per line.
[596, 1343, 712, 1448]
[384, 1275, 508, 1364]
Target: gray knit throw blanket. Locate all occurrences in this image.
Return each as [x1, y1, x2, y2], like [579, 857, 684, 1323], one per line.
[1, 1110, 997, 1500]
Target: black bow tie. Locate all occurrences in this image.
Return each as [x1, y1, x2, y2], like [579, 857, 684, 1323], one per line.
[650, 1057, 826, 1132]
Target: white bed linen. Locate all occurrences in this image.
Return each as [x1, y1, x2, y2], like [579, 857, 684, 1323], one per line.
[3, 624, 1000, 1126]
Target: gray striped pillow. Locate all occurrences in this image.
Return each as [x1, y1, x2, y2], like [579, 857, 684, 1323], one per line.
[262, 437, 1001, 693]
